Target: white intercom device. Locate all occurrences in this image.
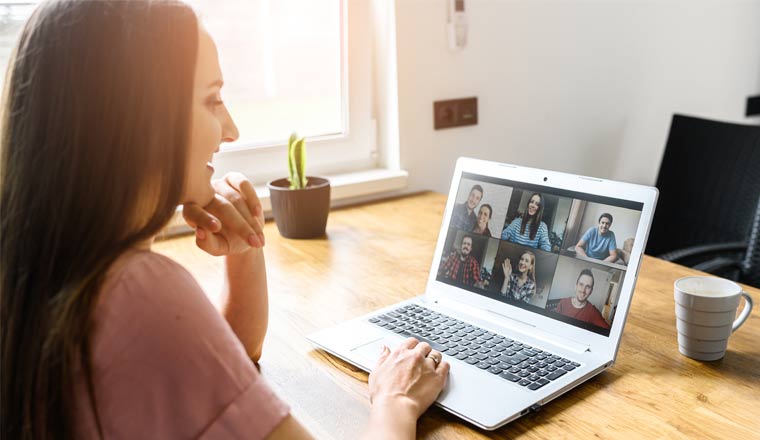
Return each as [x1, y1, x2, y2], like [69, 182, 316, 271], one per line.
[447, 0, 467, 51]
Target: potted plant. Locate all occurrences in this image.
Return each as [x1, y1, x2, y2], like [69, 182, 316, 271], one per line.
[267, 133, 331, 238]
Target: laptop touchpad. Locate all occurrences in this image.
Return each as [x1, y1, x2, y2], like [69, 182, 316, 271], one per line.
[351, 336, 402, 368]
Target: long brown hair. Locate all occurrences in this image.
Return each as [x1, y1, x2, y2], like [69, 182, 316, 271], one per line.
[519, 192, 545, 240]
[1, 1, 198, 438]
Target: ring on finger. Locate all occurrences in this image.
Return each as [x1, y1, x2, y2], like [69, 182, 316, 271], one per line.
[427, 352, 441, 366]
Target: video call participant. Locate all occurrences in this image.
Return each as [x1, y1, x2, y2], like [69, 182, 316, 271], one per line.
[451, 184, 483, 231]
[575, 213, 618, 262]
[555, 269, 610, 329]
[499, 251, 537, 303]
[501, 193, 552, 252]
[438, 235, 481, 286]
[471, 204, 493, 237]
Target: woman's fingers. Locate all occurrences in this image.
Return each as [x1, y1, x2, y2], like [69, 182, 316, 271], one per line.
[223, 173, 266, 245]
[436, 359, 451, 382]
[206, 194, 262, 248]
[413, 342, 433, 358]
[225, 173, 264, 219]
[182, 203, 222, 232]
[194, 227, 229, 256]
[398, 337, 420, 350]
[375, 346, 391, 367]
[212, 180, 258, 230]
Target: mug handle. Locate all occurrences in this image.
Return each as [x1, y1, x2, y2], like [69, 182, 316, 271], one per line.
[732, 292, 754, 332]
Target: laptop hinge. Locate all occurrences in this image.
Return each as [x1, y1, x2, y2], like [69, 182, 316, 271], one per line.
[428, 297, 591, 355]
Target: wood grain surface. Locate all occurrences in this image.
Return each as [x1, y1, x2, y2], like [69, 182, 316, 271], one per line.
[153, 192, 760, 439]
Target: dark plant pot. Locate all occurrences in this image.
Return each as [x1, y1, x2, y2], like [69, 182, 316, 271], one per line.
[267, 176, 330, 239]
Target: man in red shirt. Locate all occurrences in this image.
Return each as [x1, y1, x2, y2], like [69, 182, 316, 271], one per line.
[556, 269, 610, 329]
[438, 235, 482, 286]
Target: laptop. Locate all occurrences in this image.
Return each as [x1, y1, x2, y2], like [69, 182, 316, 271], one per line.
[308, 157, 658, 430]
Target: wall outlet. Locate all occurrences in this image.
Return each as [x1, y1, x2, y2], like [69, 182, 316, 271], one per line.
[433, 97, 478, 129]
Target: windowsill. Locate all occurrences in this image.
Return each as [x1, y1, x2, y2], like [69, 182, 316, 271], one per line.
[160, 168, 409, 238]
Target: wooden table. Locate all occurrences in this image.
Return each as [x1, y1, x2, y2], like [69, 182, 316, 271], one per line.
[154, 192, 760, 439]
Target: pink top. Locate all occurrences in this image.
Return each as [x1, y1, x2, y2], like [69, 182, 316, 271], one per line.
[74, 251, 289, 439]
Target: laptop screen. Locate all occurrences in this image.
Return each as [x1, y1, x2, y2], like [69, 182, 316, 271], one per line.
[436, 172, 644, 336]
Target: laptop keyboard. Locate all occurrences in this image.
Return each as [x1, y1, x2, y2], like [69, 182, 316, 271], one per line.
[368, 304, 580, 391]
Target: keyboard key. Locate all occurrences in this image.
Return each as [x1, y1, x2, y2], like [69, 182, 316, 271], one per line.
[528, 381, 547, 390]
[466, 357, 479, 365]
[563, 364, 577, 371]
[547, 369, 568, 381]
[476, 362, 490, 370]
[518, 379, 532, 386]
[455, 353, 468, 361]
[499, 372, 520, 382]
[488, 366, 503, 375]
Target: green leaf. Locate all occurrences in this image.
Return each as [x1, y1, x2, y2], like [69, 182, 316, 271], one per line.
[287, 132, 298, 188]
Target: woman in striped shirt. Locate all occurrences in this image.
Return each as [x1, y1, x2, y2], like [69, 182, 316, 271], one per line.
[501, 193, 552, 252]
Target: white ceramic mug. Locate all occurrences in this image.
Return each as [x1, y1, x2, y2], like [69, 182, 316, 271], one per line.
[674, 276, 753, 361]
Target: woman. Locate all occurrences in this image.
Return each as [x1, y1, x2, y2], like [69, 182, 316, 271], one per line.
[500, 193, 552, 251]
[471, 203, 493, 237]
[0, 2, 448, 439]
[499, 251, 537, 302]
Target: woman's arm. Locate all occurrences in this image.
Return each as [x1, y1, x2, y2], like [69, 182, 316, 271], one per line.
[222, 248, 268, 361]
[501, 218, 517, 240]
[183, 172, 269, 360]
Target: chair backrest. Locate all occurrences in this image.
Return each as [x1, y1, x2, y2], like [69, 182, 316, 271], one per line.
[646, 114, 760, 256]
[740, 194, 760, 287]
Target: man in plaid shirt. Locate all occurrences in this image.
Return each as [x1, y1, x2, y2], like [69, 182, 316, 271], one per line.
[438, 235, 481, 286]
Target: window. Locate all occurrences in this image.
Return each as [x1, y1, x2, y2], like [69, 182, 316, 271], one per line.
[190, 0, 345, 148]
[1, 0, 380, 185]
[0, 2, 39, 74]
[190, 0, 377, 184]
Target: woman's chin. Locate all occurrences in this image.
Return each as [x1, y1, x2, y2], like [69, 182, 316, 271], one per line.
[181, 185, 215, 207]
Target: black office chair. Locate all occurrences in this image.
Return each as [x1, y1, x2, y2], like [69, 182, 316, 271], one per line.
[646, 114, 760, 288]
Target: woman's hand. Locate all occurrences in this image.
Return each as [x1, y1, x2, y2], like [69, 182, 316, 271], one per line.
[502, 259, 512, 278]
[182, 172, 266, 256]
[368, 338, 450, 420]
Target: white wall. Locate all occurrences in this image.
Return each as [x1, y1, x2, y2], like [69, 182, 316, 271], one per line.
[395, 0, 760, 193]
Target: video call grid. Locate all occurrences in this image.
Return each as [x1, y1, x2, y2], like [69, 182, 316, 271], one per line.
[436, 173, 644, 337]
